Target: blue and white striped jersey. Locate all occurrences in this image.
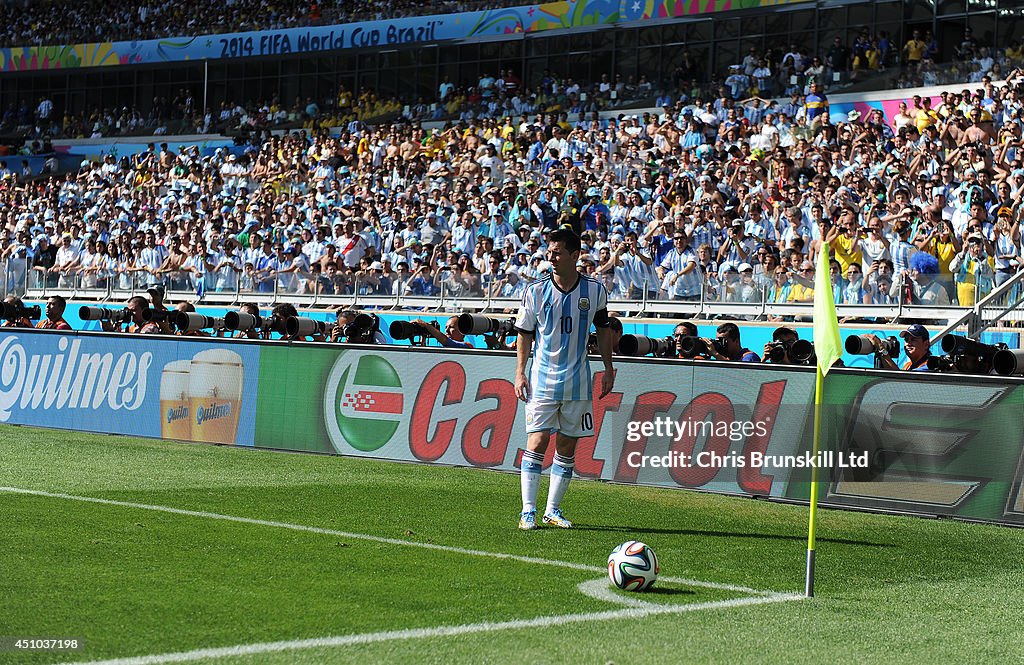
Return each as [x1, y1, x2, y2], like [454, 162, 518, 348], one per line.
[515, 274, 608, 402]
[659, 247, 701, 297]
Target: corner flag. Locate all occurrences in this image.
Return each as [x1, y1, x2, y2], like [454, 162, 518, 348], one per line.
[813, 246, 842, 375]
[806, 245, 842, 597]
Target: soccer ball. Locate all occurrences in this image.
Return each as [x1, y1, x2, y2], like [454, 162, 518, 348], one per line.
[607, 541, 659, 591]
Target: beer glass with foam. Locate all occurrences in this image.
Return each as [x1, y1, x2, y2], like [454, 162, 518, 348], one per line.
[188, 349, 244, 444]
[160, 360, 193, 441]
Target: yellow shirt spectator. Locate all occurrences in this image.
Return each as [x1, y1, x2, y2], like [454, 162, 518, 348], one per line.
[830, 233, 863, 273]
[915, 108, 939, 133]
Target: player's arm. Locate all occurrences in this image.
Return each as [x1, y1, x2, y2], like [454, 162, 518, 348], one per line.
[513, 287, 537, 402]
[515, 331, 532, 401]
[593, 308, 616, 398]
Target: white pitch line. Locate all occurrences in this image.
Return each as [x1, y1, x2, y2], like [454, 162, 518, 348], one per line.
[66, 593, 804, 665]
[0, 486, 774, 596]
[576, 578, 663, 608]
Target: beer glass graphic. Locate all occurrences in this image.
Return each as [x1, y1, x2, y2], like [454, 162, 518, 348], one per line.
[188, 349, 244, 444]
[160, 360, 193, 441]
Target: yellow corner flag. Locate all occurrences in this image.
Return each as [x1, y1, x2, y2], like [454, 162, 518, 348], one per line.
[806, 245, 842, 597]
[813, 245, 842, 375]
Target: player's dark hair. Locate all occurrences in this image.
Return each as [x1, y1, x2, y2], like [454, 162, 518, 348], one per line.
[548, 227, 581, 253]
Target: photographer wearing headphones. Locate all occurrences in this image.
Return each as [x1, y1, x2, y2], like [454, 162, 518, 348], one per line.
[410, 316, 474, 349]
[708, 322, 761, 362]
[36, 295, 72, 330]
[866, 324, 932, 371]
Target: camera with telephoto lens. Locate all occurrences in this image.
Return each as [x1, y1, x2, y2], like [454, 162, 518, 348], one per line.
[939, 334, 1007, 374]
[940, 334, 1005, 362]
[223, 311, 263, 332]
[620, 334, 675, 358]
[992, 349, 1024, 376]
[286, 316, 329, 338]
[790, 339, 816, 365]
[344, 313, 380, 343]
[845, 334, 899, 356]
[767, 339, 817, 365]
[140, 308, 172, 323]
[174, 312, 225, 333]
[79, 305, 131, 324]
[390, 319, 439, 341]
[1, 302, 41, 321]
[264, 314, 289, 336]
[926, 355, 957, 372]
[457, 313, 515, 337]
[676, 335, 726, 359]
[766, 341, 789, 363]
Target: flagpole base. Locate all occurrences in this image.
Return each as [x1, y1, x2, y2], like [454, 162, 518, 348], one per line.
[805, 549, 816, 597]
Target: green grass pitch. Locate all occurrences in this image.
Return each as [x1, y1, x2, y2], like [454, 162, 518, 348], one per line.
[1, 424, 1022, 664]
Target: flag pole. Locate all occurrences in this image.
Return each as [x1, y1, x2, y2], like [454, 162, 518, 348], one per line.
[807, 244, 841, 598]
[805, 364, 824, 597]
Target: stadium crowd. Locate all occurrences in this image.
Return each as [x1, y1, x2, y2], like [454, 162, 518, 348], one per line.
[3, 63, 1024, 315]
[5, 20, 1022, 144]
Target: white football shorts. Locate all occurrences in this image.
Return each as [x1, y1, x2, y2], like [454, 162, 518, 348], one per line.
[525, 398, 594, 438]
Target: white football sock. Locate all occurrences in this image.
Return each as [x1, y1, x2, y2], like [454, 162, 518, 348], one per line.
[520, 449, 544, 513]
[546, 453, 575, 514]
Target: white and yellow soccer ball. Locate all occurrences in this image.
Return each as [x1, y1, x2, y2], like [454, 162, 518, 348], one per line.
[607, 540, 659, 591]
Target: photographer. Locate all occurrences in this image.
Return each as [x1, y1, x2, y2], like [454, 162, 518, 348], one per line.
[763, 326, 800, 364]
[146, 285, 173, 334]
[410, 316, 474, 349]
[2, 296, 35, 328]
[672, 321, 707, 359]
[265, 303, 326, 342]
[35, 295, 72, 330]
[866, 324, 932, 371]
[708, 322, 761, 362]
[225, 302, 262, 339]
[173, 302, 212, 337]
[104, 296, 161, 334]
[334, 309, 386, 344]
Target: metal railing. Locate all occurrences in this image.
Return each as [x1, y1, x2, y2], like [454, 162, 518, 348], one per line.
[6, 259, 1018, 325]
[933, 268, 1024, 341]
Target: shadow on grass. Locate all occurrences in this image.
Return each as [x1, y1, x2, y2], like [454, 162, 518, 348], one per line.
[571, 524, 893, 548]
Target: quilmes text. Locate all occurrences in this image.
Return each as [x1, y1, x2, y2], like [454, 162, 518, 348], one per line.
[0, 336, 151, 420]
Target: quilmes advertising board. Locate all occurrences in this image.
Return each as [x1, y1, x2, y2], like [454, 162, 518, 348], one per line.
[0, 331, 258, 445]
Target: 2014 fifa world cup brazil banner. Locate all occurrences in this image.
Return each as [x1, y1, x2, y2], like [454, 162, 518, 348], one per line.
[0, 0, 802, 72]
[0, 332, 259, 445]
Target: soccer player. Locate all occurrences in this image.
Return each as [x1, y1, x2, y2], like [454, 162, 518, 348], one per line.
[514, 227, 615, 530]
